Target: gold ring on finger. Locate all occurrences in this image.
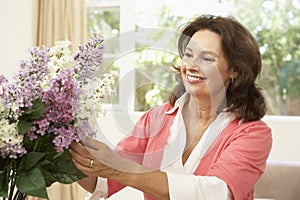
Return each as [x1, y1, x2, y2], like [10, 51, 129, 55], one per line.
[89, 159, 94, 168]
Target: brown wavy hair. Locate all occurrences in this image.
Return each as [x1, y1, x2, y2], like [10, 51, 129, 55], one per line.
[168, 14, 266, 121]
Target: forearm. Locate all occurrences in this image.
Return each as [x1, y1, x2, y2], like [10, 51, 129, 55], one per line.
[70, 140, 170, 199]
[77, 175, 97, 193]
[110, 169, 170, 200]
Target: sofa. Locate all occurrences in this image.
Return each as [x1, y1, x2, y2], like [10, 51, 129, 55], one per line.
[254, 160, 300, 200]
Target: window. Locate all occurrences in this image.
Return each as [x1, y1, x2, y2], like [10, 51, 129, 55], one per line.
[226, 0, 300, 116]
[87, 0, 300, 116]
[86, 0, 179, 113]
[86, 0, 135, 112]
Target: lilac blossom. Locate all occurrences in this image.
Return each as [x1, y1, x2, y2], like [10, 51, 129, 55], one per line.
[1, 34, 117, 156]
[27, 69, 82, 151]
[74, 34, 104, 85]
[0, 143, 27, 159]
[75, 120, 97, 140]
[51, 125, 76, 152]
[43, 40, 74, 89]
[0, 45, 50, 158]
[0, 101, 26, 159]
[0, 46, 49, 114]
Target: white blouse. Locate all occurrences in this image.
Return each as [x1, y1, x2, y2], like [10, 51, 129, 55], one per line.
[87, 93, 234, 200]
[161, 93, 234, 200]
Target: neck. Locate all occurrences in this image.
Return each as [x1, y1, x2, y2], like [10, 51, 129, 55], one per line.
[186, 96, 220, 124]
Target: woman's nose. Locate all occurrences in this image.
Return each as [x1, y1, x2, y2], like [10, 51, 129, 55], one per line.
[185, 58, 200, 71]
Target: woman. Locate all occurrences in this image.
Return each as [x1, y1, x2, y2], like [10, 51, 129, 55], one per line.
[70, 14, 272, 200]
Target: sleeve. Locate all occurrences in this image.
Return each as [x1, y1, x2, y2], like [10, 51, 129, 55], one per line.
[105, 108, 156, 197]
[167, 173, 232, 200]
[206, 121, 272, 200]
[85, 177, 108, 200]
[88, 105, 168, 198]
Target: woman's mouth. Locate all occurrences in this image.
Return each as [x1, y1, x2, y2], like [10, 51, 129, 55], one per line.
[187, 75, 207, 83]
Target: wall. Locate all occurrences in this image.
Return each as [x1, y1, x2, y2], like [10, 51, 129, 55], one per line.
[263, 115, 300, 162]
[0, 0, 32, 79]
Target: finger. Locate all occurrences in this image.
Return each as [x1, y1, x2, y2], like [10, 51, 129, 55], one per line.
[71, 150, 110, 177]
[70, 141, 91, 155]
[85, 145, 122, 170]
[70, 141, 82, 152]
[72, 158, 96, 176]
[69, 149, 89, 166]
[70, 147, 93, 168]
[83, 136, 108, 150]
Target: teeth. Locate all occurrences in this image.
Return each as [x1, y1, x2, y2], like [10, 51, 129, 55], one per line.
[188, 76, 200, 81]
[187, 75, 205, 81]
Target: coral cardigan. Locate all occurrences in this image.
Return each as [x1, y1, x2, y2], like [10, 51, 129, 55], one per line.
[106, 102, 272, 200]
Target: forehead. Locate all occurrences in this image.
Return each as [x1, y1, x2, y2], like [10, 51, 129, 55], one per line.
[187, 30, 224, 56]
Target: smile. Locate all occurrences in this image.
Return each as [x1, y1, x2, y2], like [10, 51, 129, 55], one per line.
[187, 75, 207, 82]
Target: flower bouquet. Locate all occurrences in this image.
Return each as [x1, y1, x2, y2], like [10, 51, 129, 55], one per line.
[0, 34, 118, 200]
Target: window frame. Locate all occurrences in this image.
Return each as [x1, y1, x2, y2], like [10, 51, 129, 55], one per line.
[86, 0, 136, 113]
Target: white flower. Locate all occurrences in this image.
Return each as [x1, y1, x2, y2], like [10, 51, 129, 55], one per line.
[0, 119, 22, 147]
[42, 40, 75, 89]
[96, 71, 119, 98]
[75, 70, 118, 134]
[0, 102, 23, 148]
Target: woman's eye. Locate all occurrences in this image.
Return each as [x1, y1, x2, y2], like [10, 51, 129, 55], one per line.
[183, 52, 193, 58]
[201, 55, 215, 63]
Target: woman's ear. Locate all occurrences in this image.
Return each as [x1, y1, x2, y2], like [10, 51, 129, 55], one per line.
[228, 68, 238, 84]
[230, 68, 238, 79]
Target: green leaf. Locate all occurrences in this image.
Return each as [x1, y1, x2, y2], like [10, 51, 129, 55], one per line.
[0, 170, 9, 197]
[23, 100, 46, 120]
[49, 170, 85, 184]
[40, 169, 56, 187]
[18, 100, 46, 135]
[0, 157, 9, 170]
[16, 167, 48, 199]
[23, 133, 55, 153]
[51, 151, 86, 181]
[20, 152, 46, 171]
[40, 150, 86, 184]
[17, 120, 33, 135]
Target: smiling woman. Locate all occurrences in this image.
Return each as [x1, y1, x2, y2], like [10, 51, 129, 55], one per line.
[70, 15, 272, 200]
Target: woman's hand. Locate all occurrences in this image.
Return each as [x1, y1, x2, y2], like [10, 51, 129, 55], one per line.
[69, 137, 121, 178]
[70, 137, 170, 200]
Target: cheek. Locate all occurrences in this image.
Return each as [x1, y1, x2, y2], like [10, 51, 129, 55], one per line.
[202, 64, 229, 82]
[201, 65, 230, 91]
[179, 62, 187, 79]
[180, 60, 187, 71]
[201, 64, 221, 79]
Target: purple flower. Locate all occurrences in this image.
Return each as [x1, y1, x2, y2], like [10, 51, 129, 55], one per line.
[27, 69, 82, 151]
[0, 143, 27, 159]
[75, 121, 96, 141]
[74, 33, 104, 85]
[0, 46, 49, 114]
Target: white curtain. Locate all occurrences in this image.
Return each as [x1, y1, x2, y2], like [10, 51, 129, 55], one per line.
[32, 0, 87, 49]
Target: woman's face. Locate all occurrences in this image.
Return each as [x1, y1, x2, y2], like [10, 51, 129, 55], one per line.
[180, 29, 234, 101]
